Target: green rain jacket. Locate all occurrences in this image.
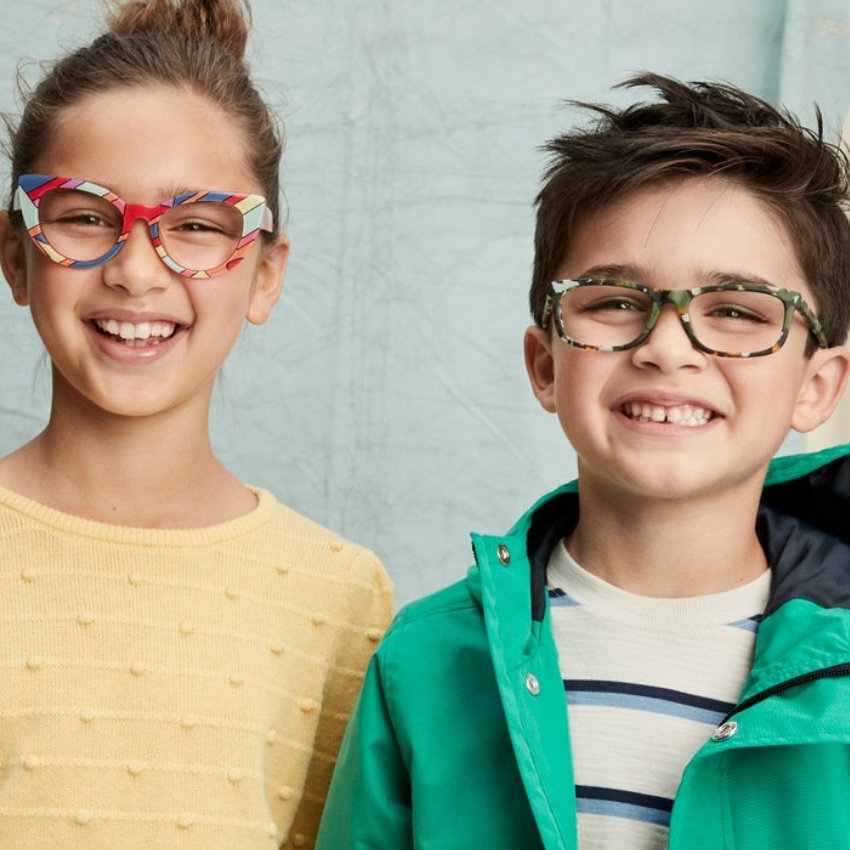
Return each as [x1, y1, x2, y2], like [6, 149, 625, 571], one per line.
[315, 445, 850, 849]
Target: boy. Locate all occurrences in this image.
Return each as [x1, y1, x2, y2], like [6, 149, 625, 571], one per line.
[315, 74, 850, 849]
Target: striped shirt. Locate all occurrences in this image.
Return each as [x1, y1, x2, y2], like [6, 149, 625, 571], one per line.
[547, 540, 770, 850]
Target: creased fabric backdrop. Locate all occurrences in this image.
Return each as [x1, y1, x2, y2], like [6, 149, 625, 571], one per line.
[0, 0, 848, 604]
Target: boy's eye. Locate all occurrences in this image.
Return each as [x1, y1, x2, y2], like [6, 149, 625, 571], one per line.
[694, 290, 782, 326]
[583, 296, 644, 312]
[704, 303, 769, 323]
[570, 287, 650, 314]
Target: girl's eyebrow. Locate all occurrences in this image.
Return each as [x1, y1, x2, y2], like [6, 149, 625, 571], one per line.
[154, 185, 205, 200]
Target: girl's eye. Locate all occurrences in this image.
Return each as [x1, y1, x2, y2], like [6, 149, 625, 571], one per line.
[173, 219, 225, 234]
[163, 203, 242, 238]
[55, 211, 113, 228]
[39, 190, 120, 230]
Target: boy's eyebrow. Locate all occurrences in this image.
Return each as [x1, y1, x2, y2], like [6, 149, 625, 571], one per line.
[572, 263, 646, 282]
[571, 264, 779, 289]
[704, 270, 780, 289]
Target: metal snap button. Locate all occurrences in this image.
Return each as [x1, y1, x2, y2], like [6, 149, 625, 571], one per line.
[497, 544, 511, 566]
[525, 673, 540, 696]
[712, 721, 738, 741]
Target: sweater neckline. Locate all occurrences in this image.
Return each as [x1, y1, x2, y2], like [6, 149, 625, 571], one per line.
[0, 482, 278, 545]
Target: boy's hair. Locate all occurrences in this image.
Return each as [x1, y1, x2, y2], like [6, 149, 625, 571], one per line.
[4, 0, 284, 238]
[531, 72, 850, 348]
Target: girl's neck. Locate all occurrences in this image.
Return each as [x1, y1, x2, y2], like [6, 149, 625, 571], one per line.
[0, 400, 256, 529]
[566, 484, 769, 598]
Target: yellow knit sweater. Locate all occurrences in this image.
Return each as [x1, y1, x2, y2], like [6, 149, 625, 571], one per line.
[0, 485, 393, 849]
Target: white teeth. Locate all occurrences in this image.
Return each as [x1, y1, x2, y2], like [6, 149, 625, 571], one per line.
[95, 319, 176, 342]
[624, 402, 713, 427]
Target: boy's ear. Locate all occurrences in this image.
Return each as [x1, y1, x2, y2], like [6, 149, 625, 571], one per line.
[0, 211, 30, 306]
[246, 234, 289, 326]
[524, 326, 557, 413]
[791, 344, 850, 433]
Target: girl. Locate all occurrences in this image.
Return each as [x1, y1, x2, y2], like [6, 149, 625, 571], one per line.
[0, 1, 393, 848]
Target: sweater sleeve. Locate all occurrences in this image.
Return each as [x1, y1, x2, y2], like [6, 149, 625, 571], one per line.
[313, 639, 414, 850]
[282, 547, 395, 849]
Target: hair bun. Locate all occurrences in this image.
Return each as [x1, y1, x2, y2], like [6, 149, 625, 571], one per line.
[106, 0, 250, 61]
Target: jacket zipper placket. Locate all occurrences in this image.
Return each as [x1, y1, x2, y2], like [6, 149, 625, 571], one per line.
[720, 662, 850, 724]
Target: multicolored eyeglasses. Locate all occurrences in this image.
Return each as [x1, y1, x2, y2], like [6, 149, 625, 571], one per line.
[14, 174, 274, 279]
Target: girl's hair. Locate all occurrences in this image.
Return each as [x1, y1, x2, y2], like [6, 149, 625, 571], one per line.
[5, 0, 283, 236]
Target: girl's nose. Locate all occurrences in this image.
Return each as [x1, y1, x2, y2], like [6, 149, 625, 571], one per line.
[100, 220, 173, 296]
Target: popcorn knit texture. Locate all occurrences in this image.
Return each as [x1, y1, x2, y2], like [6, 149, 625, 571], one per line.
[0, 486, 393, 849]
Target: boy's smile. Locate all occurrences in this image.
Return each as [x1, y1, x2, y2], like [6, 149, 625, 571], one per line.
[618, 397, 714, 428]
[525, 176, 847, 508]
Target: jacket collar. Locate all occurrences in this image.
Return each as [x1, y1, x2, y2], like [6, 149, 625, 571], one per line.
[469, 446, 850, 672]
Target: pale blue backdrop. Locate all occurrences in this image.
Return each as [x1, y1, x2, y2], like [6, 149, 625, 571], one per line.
[0, 0, 848, 604]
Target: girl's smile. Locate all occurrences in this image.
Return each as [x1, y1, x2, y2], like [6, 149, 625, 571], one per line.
[6, 84, 287, 420]
[86, 309, 187, 363]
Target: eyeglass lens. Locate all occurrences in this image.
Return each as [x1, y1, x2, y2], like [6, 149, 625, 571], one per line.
[35, 187, 246, 272]
[559, 284, 788, 354]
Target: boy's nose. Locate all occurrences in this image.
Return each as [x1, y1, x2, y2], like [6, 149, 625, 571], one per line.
[630, 305, 705, 370]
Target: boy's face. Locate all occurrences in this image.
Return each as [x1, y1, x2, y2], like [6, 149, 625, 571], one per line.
[524, 176, 849, 507]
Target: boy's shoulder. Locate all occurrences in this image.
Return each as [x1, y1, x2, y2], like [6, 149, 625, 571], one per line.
[377, 482, 582, 662]
[386, 573, 481, 643]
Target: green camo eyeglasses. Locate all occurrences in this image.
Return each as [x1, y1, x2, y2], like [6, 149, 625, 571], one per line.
[541, 278, 828, 358]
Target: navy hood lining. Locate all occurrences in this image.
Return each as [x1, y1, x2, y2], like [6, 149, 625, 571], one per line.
[523, 453, 850, 622]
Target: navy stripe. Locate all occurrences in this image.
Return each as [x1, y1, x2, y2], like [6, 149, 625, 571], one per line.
[575, 785, 673, 826]
[576, 785, 674, 812]
[564, 679, 734, 715]
[548, 587, 581, 607]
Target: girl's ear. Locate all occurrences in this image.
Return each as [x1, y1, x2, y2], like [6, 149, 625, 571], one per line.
[246, 233, 289, 326]
[0, 211, 30, 306]
[791, 344, 850, 433]
[524, 325, 557, 413]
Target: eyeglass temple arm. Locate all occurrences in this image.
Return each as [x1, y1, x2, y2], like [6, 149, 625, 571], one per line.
[795, 299, 829, 348]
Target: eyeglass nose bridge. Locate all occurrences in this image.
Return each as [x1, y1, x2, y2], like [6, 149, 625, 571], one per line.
[80, 201, 167, 268]
[118, 201, 169, 250]
[634, 287, 703, 349]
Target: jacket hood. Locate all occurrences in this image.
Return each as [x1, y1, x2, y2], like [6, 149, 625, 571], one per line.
[761, 442, 850, 545]
[472, 442, 850, 623]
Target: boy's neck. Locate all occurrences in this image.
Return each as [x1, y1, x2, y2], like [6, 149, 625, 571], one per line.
[565, 482, 769, 597]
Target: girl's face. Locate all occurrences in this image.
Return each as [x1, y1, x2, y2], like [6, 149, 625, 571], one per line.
[0, 84, 288, 422]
